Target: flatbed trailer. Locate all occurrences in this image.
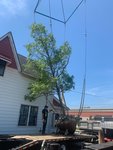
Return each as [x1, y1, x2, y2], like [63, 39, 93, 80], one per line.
[88, 141, 113, 150]
[11, 134, 95, 150]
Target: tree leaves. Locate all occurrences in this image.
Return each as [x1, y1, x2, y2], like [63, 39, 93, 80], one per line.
[25, 23, 75, 111]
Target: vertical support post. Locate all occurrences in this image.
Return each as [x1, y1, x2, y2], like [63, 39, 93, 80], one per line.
[40, 140, 46, 150]
[98, 129, 104, 144]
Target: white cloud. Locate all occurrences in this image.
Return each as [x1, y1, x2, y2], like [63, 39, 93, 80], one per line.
[86, 87, 100, 96]
[0, 0, 28, 16]
[87, 85, 113, 100]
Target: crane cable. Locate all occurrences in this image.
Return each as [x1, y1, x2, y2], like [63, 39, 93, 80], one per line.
[48, 0, 68, 115]
[34, 0, 42, 23]
[34, 0, 84, 24]
[49, 0, 66, 40]
[49, 0, 53, 33]
[61, 0, 66, 42]
[34, 0, 86, 116]
[61, 0, 66, 23]
[78, 0, 87, 117]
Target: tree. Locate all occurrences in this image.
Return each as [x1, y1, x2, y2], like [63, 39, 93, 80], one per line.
[25, 23, 75, 115]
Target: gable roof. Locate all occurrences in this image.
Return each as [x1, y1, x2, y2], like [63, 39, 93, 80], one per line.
[0, 32, 34, 78]
[18, 54, 37, 78]
[52, 96, 69, 110]
[0, 32, 21, 72]
[0, 32, 69, 109]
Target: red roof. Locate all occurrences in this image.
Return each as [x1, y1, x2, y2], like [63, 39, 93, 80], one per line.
[69, 109, 113, 117]
[0, 36, 17, 69]
[0, 32, 21, 72]
[53, 99, 61, 107]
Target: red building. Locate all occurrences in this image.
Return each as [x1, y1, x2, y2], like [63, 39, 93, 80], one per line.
[69, 109, 113, 121]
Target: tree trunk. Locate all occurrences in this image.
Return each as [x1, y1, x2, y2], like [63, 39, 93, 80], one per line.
[56, 85, 65, 115]
[45, 94, 48, 106]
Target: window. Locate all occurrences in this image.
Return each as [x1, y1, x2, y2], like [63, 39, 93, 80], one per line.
[0, 59, 7, 76]
[18, 105, 38, 126]
[28, 106, 38, 126]
[51, 113, 55, 127]
[18, 105, 29, 126]
[50, 113, 60, 127]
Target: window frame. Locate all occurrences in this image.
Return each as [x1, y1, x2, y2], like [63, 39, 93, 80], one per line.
[18, 104, 29, 126]
[0, 59, 7, 76]
[28, 106, 38, 126]
[18, 104, 38, 126]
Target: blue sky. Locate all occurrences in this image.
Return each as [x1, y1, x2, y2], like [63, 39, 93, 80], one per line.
[0, 0, 113, 109]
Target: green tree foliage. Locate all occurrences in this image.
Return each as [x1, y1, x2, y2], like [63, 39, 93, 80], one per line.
[25, 23, 75, 114]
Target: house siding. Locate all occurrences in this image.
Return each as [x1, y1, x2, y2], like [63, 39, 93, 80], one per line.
[0, 67, 54, 135]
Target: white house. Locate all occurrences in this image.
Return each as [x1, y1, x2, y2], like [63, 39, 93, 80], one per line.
[0, 32, 65, 135]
